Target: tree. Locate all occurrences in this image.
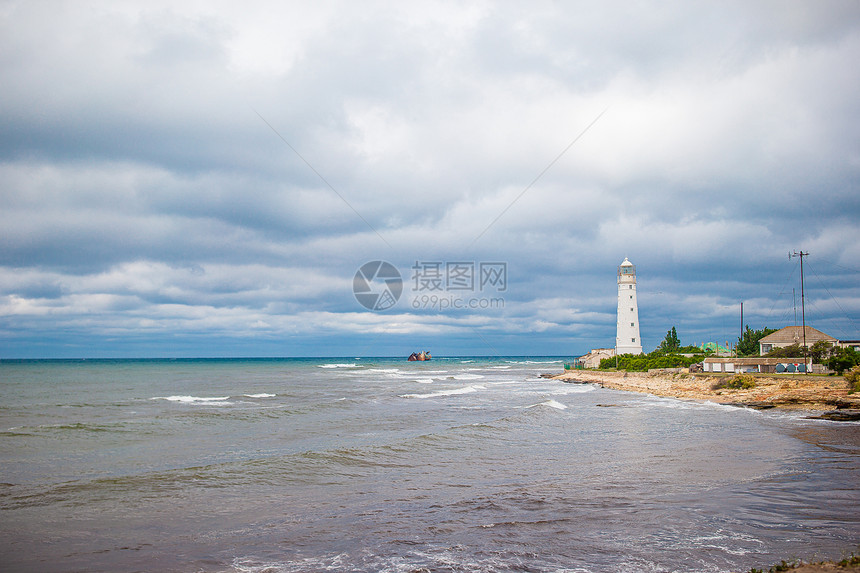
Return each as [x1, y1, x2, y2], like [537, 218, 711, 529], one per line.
[827, 347, 860, 374]
[736, 325, 778, 356]
[765, 344, 804, 358]
[809, 340, 835, 363]
[657, 327, 680, 353]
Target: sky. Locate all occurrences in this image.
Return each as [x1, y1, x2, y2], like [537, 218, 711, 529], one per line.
[1, 0, 859, 358]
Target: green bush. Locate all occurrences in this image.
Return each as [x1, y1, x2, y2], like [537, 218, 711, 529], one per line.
[845, 366, 860, 394]
[598, 351, 704, 371]
[712, 374, 756, 390]
[829, 347, 860, 374]
[765, 344, 804, 358]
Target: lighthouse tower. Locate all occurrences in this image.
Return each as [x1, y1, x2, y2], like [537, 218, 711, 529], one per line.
[616, 257, 643, 355]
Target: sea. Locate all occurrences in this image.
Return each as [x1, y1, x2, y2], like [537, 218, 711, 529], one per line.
[1, 357, 858, 573]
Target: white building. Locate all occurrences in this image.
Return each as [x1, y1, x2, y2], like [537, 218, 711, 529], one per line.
[758, 325, 837, 355]
[578, 348, 615, 369]
[616, 257, 643, 355]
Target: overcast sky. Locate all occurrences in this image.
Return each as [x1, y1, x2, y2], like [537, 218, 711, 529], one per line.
[1, 0, 859, 358]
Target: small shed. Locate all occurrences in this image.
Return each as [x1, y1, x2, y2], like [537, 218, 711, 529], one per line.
[702, 357, 811, 374]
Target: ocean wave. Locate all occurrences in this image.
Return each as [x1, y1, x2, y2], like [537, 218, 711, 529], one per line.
[452, 374, 484, 380]
[550, 385, 596, 395]
[641, 396, 741, 412]
[414, 377, 435, 384]
[5, 422, 133, 435]
[487, 379, 521, 386]
[401, 385, 486, 399]
[527, 399, 567, 410]
[152, 395, 232, 404]
[244, 393, 276, 398]
[317, 363, 361, 369]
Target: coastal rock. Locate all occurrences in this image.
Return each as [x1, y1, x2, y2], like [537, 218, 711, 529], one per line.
[724, 401, 776, 410]
[833, 397, 860, 409]
[808, 410, 860, 422]
[554, 369, 856, 412]
[561, 378, 600, 386]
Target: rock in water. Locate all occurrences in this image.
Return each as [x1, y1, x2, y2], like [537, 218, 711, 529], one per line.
[808, 410, 860, 422]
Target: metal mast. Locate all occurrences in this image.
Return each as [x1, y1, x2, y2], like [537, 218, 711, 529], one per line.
[790, 251, 809, 363]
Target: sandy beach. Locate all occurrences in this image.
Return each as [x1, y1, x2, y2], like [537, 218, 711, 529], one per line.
[554, 369, 860, 414]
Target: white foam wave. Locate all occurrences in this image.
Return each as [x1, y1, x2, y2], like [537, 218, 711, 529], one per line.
[550, 385, 596, 395]
[453, 373, 484, 380]
[244, 393, 275, 398]
[153, 395, 231, 404]
[401, 385, 486, 399]
[318, 363, 360, 369]
[488, 379, 522, 386]
[368, 368, 400, 373]
[528, 399, 568, 410]
[643, 396, 739, 412]
[414, 377, 435, 384]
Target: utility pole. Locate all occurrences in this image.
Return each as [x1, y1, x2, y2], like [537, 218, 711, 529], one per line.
[790, 251, 809, 365]
[739, 302, 743, 357]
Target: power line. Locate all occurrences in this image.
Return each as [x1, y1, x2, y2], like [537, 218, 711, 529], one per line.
[788, 250, 808, 361]
[766, 260, 798, 321]
[806, 260, 860, 336]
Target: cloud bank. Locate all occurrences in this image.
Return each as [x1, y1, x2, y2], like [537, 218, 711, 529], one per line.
[2, 1, 859, 357]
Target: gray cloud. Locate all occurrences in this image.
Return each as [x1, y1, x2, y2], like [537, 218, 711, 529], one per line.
[1, 1, 858, 357]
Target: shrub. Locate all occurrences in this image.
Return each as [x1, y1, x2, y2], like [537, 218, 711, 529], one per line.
[765, 344, 804, 358]
[829, 347, 860, 374]
[711, 374, 756, 390]
[598, 351, 704, 371]
[845, 366, 860, 394]
[770, 560, 799, 572]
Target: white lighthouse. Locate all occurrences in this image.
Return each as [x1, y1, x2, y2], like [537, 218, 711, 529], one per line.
[616, 257, 643, 355]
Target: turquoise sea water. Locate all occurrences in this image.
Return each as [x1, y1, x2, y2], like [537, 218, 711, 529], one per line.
[1, 357, 858, 572]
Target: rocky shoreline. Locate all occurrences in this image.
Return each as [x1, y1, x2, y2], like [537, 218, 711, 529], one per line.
[553, 370, 860, 420]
